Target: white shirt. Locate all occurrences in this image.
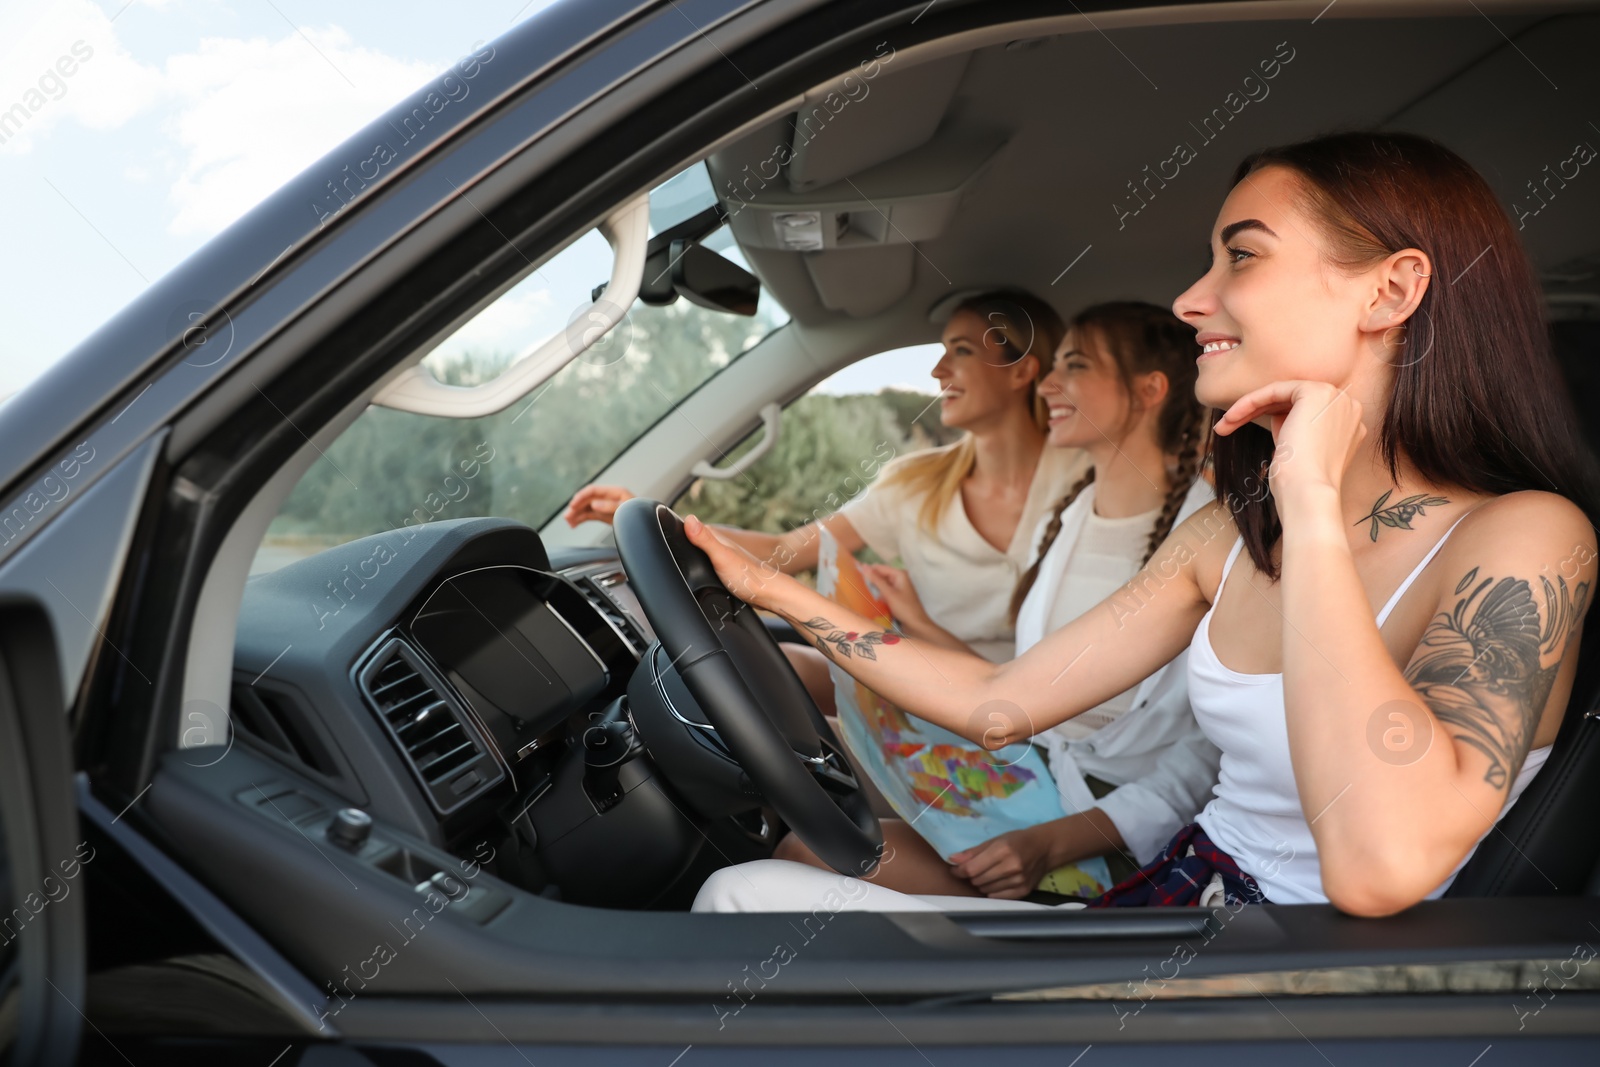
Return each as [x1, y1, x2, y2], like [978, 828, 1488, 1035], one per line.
[1030, 502, 1163, 738]
[840, 442, 1089, 662]
[1017, 478, 1223, 865]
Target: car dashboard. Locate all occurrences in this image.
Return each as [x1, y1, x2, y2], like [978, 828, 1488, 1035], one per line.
[227, 517, 746, 910]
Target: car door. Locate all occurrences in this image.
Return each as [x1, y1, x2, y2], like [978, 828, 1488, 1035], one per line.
[0, 602, 84, 1066]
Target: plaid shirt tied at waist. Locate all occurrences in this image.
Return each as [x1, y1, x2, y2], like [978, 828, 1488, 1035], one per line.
[1085, 821, 1268, 908]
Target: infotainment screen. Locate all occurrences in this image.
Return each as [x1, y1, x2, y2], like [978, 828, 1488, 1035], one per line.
[410, 566, 609, 739]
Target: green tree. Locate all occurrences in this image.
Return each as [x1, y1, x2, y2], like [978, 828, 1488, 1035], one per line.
[683, 393, 903, 532]
[680, 389, 960, 535]
[266, 296, 785, 550]
[263, 291, 962, 566]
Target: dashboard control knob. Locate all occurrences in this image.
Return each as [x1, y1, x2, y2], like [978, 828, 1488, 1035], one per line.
[328, 807, 372, 850]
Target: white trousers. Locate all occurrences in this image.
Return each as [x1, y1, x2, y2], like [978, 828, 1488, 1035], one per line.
[691, 859, 1088, 913]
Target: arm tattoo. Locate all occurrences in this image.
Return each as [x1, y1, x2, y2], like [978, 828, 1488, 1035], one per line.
[1404, 566, 1589, 789]
[1354, 490, 1451, 542]
[799, 616, 901, 661]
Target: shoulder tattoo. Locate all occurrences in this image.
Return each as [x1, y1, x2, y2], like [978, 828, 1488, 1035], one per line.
[1404, 566, 1589, 789]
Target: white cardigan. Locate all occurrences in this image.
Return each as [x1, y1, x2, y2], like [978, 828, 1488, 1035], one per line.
[1014, 477, 1222, 865]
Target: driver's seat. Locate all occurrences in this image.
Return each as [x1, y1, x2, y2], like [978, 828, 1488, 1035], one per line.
[1445, 622, 1600, 896]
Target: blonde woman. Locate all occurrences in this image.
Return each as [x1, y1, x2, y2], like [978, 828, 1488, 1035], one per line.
[565, 290, 1091, 707]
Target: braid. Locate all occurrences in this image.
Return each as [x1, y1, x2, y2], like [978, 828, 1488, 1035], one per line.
[1008, 300, 1208, 629]
[1009, 468, 1095, 624]
[1142, 414, 1207, 567]
[1061, 302, 1208, 569]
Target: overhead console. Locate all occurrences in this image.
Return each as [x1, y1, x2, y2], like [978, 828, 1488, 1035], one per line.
[719, 125, 1009, 255]
[707, 50, 1008, 318]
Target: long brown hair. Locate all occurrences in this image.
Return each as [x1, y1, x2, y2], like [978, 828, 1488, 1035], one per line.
[1009, 301, 1210, 621]
[1214, 131, 1600, 580]
[881, 289, 1062, 532]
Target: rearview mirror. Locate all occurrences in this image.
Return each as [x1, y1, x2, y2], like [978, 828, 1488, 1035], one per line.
[670, 240, 760, 316]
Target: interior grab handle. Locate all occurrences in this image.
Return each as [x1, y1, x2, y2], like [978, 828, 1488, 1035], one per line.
[691, 403, 782, 481]
[372, 193, 650, 417]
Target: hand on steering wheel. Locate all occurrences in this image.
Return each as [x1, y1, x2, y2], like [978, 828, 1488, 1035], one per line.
[680, 515, 796, 612]
[616, 501, 883, 877]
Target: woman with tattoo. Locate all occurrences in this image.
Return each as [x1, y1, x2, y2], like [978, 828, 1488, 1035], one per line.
[689, 131, 1600, 916]
[765, 303, 1223, 902]
[566, 290, 1090, 711]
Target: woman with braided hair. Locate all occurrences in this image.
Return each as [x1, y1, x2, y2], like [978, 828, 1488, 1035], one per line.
[760, 302, 1222, 902]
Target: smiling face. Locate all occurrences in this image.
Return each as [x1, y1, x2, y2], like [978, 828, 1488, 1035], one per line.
[931, 307, 1041, 430]
[1038, 327, 1136, 449]
[1172, 166, 1385, 412]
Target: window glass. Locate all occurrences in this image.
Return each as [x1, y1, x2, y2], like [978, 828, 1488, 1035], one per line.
[647, 163, 720, 236]
[252, 165, 787, 575]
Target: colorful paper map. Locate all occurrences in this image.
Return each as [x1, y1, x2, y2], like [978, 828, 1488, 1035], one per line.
[815, 530, 1114, 898]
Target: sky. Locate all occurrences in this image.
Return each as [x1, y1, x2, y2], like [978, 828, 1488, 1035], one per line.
[1, 0, 938, 403]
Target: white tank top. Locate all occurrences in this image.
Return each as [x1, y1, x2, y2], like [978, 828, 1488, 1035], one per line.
[1189, 510, 1555, 904]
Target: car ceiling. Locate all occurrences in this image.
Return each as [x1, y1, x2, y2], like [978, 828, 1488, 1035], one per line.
[706, 4, 1600, 356]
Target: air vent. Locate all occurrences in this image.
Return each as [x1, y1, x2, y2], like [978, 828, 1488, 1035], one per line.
[358, 638, 503, 814]
[577, 572, 648, 658]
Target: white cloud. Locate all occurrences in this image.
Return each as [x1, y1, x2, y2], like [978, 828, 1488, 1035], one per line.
[0, 2, 448, 238]
[0, 0, 165, 155]
[2, 0, 569, 407]
[162, 26, 438, 235]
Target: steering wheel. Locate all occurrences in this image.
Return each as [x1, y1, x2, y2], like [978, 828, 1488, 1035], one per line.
[613, 498, 883, 876]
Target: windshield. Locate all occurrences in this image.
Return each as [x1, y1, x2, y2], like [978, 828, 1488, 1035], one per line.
[253, 164, 788, 574]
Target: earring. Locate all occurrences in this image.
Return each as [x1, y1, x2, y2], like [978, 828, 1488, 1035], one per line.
[1412, 263, 1431, 278]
